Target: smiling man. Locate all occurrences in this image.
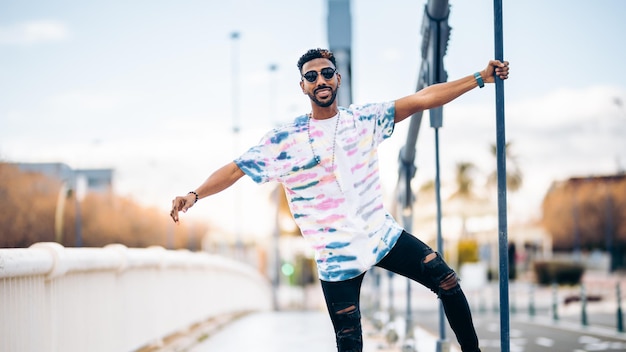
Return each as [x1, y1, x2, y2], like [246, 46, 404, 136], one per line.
[170, 48, 509, 352]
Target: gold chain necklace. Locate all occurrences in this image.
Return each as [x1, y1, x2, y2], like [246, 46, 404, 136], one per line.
[307, 111, 343, 192]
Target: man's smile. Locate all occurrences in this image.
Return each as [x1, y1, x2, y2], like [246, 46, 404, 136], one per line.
[315, 87, 332, 98]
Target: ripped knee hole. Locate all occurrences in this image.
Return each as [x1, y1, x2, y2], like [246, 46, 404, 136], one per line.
[423, 252, 437, 263]
[423, 252, 459, 291]
[439, 273, 458, 290]
[336, 305, 357, 315]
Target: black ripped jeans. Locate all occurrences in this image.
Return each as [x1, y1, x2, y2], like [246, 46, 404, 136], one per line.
[320, 231, 481, 352]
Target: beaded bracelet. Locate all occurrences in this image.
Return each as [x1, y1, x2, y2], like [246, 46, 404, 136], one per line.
[188, 191, 199, 204]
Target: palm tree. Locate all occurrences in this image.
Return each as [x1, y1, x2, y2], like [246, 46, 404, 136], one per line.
[448, 162, 485, 237]
[451, 162, 477, 199]
[488, 141, 523, 280]
[445, 161, 494, 267]
[487, 141, 523, 192]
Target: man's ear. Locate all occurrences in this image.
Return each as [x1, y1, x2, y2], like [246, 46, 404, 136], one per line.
[336, 72, 342, 88]
[300, 79, 305, 93]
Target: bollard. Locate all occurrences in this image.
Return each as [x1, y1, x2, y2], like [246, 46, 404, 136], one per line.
[552, 282, 559, 321]
[493, 284, 499, 313]
[617, 282, 624, 333]
[385, 271, 398, 347]
[510, 282, 516, 315]
[528, 284, 535, 317]
[437, 340, 450, 352]
[403, 278, 416, 352]
[388, 271, 395, 321]
[479, 293, 486, 314]
[581, 283, 588, 326]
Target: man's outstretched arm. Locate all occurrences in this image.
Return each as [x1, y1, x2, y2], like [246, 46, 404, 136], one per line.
[170, 161, 245, 223]
[394, 59, 509, 123]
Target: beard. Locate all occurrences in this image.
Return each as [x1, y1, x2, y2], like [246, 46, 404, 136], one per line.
[307, 86, 338, 108]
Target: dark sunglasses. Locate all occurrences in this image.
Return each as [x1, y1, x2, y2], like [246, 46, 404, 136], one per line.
[302, 67, 337, 83]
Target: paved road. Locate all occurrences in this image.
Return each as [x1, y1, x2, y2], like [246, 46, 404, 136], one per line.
[415, 309, 626, 352]
[182, 272, 626, 352]
[363, 274, 626, 351]
[183, 307, 626, 352]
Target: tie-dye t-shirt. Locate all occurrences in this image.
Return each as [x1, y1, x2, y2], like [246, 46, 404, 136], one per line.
[235, 102, 403, 282]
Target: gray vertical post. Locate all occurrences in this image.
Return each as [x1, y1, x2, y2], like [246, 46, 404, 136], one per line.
[401, 164, 416, 351]
[492, 1, 510, 351]
[493, 284, 500, 313]
[617, 282, 624, 332]
[54, 182, 68, 244]
[581, 284, 588, 326]
[230, 31, 243, 258]
[433, 40, 449, 352]
[74, 192, 83, 247]
[423, 2, 451, 350]
[528, 284, 535, 317]
[327, 0, 352, 107]
[510, 282, 516, 315]
[552, 282, 559, 321]
[572, 183, 582, 262]
[388, 271, 396, 322]
[73, 173, 84, 247]
[604, 183, 615, 272]
[269, 63, 281, 311]
[432, 110, 448, 352]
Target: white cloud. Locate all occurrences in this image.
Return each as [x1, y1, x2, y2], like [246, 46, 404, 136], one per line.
[44, 91, 122, 112]
[508, 85, 626, 128]
[0, 20, 69, 45]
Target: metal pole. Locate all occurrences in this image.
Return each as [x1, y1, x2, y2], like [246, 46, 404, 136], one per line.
[572, 185, 582, 262]
[230, 31, 243, 259]
[528, 284, 535, 317]
[552, 282, 559, 321]
[387, 271, 395, 321]
[401, 165, 415, 351]
[604, 183, 615, 272]
[74, 192, 83, 247]
[510, 282, 516, 315]
[269, 63, 281, 311]
[433, 127, 447, 352]
[54, 182, 68, 244]
[493, 1, 510, 351]
[617, 282, 624, 332]
[581, 283, 588, 326]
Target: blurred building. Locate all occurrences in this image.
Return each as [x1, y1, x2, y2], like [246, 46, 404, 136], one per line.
[544, 172, 625, 271]
[14, 162, 114, 195]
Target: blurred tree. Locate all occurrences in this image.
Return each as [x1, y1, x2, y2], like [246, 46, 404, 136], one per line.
[487, 141, 523, 193]
[0, 162, 207, 249]
[487, 141, 523, 279]
[449, 161, 483, 237]
[0, 163, 58, 247]
[542, 176, 626, 261]
[452, 162, 477, 198]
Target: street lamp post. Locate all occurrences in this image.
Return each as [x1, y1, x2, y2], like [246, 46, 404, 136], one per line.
[54, 182, 69, 244]
[230, 31, 243, 260]
[430, 106, 449, 352]
[269, 62, 281, 310]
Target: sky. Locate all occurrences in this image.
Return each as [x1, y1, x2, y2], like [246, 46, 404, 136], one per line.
[1, 0, 625, 241]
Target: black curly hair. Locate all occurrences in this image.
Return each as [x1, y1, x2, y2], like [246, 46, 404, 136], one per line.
[297, 48, 337, 73]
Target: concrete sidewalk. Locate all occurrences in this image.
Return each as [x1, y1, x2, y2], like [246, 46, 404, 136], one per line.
[162, 279, 463, 352]
[186, 310, 458, 352]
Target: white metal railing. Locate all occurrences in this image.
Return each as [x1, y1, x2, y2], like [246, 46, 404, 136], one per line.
[0, 242, 272, 352]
